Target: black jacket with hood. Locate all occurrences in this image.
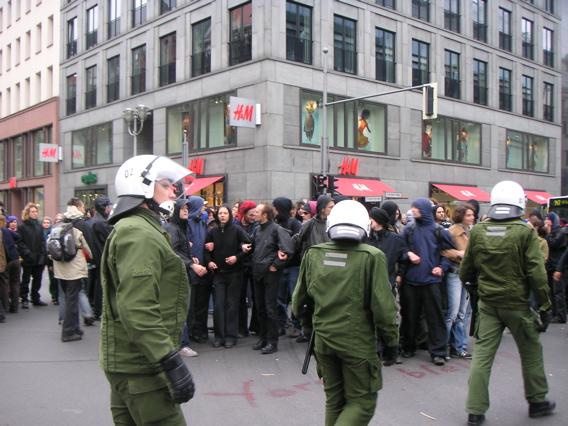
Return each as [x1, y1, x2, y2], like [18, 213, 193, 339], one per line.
[164, 199, 193, 272]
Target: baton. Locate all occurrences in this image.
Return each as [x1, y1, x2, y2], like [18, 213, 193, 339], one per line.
[301, 331, 315, 375]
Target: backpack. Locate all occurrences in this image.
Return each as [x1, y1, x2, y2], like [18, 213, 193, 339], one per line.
[47, 223, 78, 262]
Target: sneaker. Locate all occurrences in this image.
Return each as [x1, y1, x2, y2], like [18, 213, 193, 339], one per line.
[21, 300, 29, 309]
[467, 414, 485, 425]
[450, 348, 473, 359]
[528, 400, 556, 418]
[62, 334, 82, 342]
[287, 328, 301, 338]
[84, 317, 96, 326]
[401, 350, 415, 358]
[432, 356, 446, 366]
[179, 346, 199, 357]
[32, 300, 48, 307]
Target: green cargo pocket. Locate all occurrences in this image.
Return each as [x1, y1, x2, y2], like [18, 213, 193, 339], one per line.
[126, 374, 180, 425]
[127, 374, 168, 395]
[368, 359, 382, 393]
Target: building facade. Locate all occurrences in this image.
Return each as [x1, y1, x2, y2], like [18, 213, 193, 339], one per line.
[0, 0, 61, 218]
[58, 0, 562, 212]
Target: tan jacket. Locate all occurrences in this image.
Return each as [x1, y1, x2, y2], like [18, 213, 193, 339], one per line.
[53, 227, 92, 280]
[443, 223, 470, 265]
[0, 231, 6, 272]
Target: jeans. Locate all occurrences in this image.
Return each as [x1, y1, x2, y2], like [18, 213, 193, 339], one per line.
[277, 266, 300, 329]
[445, 271, 470, 351]
[254, 270, 281, 345]
[60, 279, 81, 337]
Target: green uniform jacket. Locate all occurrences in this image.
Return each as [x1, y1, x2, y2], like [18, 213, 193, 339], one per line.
[460, 219, 551, 311]
[292, 241, 398, 359]
[99, 208, 190, 374]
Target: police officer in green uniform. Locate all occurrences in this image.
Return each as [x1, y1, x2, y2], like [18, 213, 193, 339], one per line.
[292, 200, 398, 426]
[461, 180, 555, 426]
[100, 155, 195, 425]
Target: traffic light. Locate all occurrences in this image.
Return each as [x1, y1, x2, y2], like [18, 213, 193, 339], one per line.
[422, 83, 438, 120]
[328, 175, 339, 196]
[312, 174, 327, 195]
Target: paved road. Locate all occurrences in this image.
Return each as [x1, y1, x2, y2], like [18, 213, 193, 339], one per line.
[1, 290, 567, 426]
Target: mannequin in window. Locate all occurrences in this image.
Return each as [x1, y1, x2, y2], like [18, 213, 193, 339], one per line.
[457, 127, 469, 162]
[423, 123, 432, 158]
[357, 109, 371, 148]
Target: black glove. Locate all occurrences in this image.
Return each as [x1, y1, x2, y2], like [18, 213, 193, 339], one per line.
[536, 309, 552, 333]
[160, 351, 195, 403]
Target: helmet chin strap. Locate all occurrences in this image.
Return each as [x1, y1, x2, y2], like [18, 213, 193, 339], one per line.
[146, 198, 175, 219]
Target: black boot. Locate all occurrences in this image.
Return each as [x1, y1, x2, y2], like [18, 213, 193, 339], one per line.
[529, 400, 556, 418]
[252, 339, 267, 350]
[467, 414, 485, 425]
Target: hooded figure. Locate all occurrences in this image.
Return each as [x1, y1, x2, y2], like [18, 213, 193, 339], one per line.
[187, 196, 207, 265]
[381, 201, 401, 230]
[164, 199, 193, 269]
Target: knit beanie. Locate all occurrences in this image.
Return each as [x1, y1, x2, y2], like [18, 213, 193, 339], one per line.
[369, 207, 390, 227]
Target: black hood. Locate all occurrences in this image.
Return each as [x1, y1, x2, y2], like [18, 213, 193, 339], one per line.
[94, 195, 112, 217]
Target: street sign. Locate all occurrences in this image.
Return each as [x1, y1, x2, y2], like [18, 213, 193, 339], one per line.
[384, 192, 402, 198]
[365, 196, 382, 202]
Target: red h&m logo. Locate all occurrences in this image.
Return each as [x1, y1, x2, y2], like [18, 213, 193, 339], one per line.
[189, 158, 205, 176]
[338, 157, 359, 176]
[9, 177, 17, 189]
[232, 103, 254, 123]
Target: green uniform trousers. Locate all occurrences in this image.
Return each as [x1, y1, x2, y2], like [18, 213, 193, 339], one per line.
[466, 301, 549, 415]
[105, 372, 187, 426]
[315, 347, 381, 426]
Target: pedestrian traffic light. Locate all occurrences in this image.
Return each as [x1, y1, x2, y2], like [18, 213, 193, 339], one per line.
[312, 174, 327, 195]
[423, 83, 438, 120]
[328, 175, 339, 196]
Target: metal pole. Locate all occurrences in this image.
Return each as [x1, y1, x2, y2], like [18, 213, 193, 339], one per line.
[133, 115, 138, 156]
[321, 47, 329, 180]
[182, 129, 188, 169]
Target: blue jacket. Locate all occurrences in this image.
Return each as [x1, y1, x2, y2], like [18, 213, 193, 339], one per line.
[186, 196, 207, 264]
[400, 198, 454, 285]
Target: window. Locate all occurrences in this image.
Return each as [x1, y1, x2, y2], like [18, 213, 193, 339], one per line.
[35, 23, 41, 53]
[334, 15, 356, 74]
[522, 18, 533, 60]
[72, 122, 112, 168]
[66, 73, 77, 115]
[543, 82, 553, 122]
[472, 0, 487, 42]
[47, 15, 53, 46]
[506, 130, 548, 173]
[159, 33, 176, 86]
[25, 30, 30, 59]
[0, 50, 2, 74]
[107, 55, 119, 103]
[299, 91, 386, 153]
[412, 39, 429, 86]
[412, 0, 430, 22]
[160, 0, 175, 14]
[67, 17, 77, 58]
[33, 128, 49, 177]
[444, 0, 460, 33]
[132, 0, 147, 28]
[14, 136, 24, 178]
[0, 8, 3, 33]
[6, 44, 11, 70]
[473, 59, 487, 106]
[522, 75, 534, 117]
[131, 45, 146, 95]
[35, 71, 40, 103]
[166, 93, 236, 153]
[423, 117, 481, 164]
[543, 28, 553, 67]
[498, 8, 511, 51]
[499, 67, 512, 111]
[15, 37, 20, 66]
[445, 50, 460, 99]
[376, 0, 395, 9]
[286, 1, 312, 65]
[46, 65, 52, 98]
[86, 5, 98, 49]
[229, 2, 252, 66]
[191, 18, 211, 77]
[0, 143, 5, 181]
[108, 0, 120, 39]
[85, 65, 97, 109]
[545, 0, 554, 14]
[15, 83, 20, 110]
[375, 28, 395, 83]
[24, 77, 30, 107]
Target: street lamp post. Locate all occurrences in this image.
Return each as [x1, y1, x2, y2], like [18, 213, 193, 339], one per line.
[122, 105, 151, 156]
[321, 47, 329, 179]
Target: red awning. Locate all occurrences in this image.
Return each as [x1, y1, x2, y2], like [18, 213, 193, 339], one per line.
[334, 177, 396, 197]
[525, 190, 554, 205]
[432, 184, 490, 202]
[184, 176, 224, 195]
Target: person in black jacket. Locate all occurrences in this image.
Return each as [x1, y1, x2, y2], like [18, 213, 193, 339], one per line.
[18, 203, 47, 307]
[6, 216, 22, 313]
[204, 205, 251, 348]
[0, 215, 19, 322]
[164, 198, 207, 357]
[544, 212, 568, 323]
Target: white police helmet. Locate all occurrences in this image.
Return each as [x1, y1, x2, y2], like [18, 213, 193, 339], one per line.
[326, 200, 370, 242]
[487, 180, 526, 220]
[109, 155, 190, 223]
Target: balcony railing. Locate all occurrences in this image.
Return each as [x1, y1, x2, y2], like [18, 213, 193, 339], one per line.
[544, 105, 554, 122]
[445, 77, 461, 99]
[66, 97, 76, 115]
[473, 22, 487, 42]
[107, 81, 119, 103]
[159, 62, 176, 86]
[474, 85, 488, 105]
[86, 30, 97, 49]
[444, 11, 460, 33]
[107, 18, 120, 39]
[499, 92, 512, 111]
[191, 51, 211, 77]
[412, 68, 429, 86]
[522, 42, 534, 60]
[85, 89, 96, 109]
[522, 99, 534, 117]
[543, 50, 554, 67]
[131, 71, 146, 95]
[376, 58, 395, 83]
[132, 5, 147, 28]
[229, 38, 252, 66]
[286, 35, 313, 65]
[66, 40, 77, 58]
[334, 46, 357, 74]
[499, 32, 512, 51]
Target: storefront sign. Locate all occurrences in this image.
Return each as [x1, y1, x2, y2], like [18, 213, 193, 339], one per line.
[384, 192, 402, 199]
[365, 196, 382, 202]
[81, 172, 98, 185]
[39, 143, 60, 163]
[9, 177, 17, 189]
[229, 96, 259, 128]
[189, 158, 205, 175]
[338, 157, 359, 176]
